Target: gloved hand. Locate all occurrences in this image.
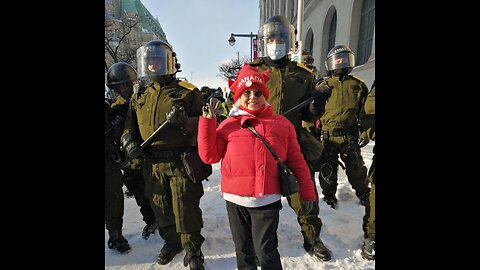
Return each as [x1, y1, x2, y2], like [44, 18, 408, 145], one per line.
[202, 98, 224, 119]
[111, 115, 125, 128]
[312, 85, 333, 101]
[124, 141, 145, 159]
[300, 200, 314, 215]
[166, 103, 188, 127]
[110, 115, 125, 136]
[358, 132, 370, 148]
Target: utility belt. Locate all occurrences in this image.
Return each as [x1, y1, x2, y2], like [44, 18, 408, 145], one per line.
[147, 145, 212, 183]
[147, 146, 194, 161]
[321, 128, 358, 140]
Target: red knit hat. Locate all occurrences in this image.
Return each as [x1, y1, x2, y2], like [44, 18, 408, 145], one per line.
[228, 63, 270, 102]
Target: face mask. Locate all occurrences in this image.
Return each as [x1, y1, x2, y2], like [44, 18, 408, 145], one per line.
[267, 43, 286, 60]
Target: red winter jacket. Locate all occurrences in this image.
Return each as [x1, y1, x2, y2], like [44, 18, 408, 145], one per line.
[197, 105, 316, 201]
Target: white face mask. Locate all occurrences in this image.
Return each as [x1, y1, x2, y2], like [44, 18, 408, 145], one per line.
[267, 43, 286, 60]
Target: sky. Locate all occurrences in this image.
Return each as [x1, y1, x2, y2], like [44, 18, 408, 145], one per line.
[140, 0, 260, 90]
[105, 142, 376, 269]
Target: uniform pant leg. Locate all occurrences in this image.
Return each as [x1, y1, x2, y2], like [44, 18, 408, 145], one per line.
[340, 143, 370, 198]
[318, 140, 340, 198]
[144, 160, 181, 245]
[105, 158, 125, 231]
[287, 161, 322, 241]
[129, 169, 155, 225]
[147, 158, 205, 252]
[366, 183, 375, 238]
[362, 156, 375, 239]
[366, 156, 375, 238]
[170, 159, 205, 253]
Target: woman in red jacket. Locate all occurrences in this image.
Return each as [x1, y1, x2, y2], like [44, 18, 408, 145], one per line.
[197, 63, 316, 269]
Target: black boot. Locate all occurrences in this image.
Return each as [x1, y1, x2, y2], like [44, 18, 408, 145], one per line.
[183, 250, 205, 270]
[157, 242, 184, 265]
[361, 237, 375, 260]
[303, 233, 313, 253]
[142, 223, 156, 240]
[323, 195, 338, 209]
[359, 194, 370, 206]
[124, 188, 134, 198]
[107, 230, 131, 254]
[307, 238, 331, 261]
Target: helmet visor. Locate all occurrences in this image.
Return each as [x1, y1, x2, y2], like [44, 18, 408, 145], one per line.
[325, 51, 355, 71]
[258, 21, 295, 58]
[136, 45, 176, 79]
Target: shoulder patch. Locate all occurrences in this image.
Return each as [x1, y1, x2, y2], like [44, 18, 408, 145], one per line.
[296, 62, 313, 73]
[352, 75, 365, 84]
[178, 80, 197, 91]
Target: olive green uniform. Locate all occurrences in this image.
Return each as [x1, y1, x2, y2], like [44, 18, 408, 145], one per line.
[316, 75, 370, 201]
[249, 57, 324, 243]
[111, 97, 155, 227]
[105, 101, 125, 232]
[123, 79, 205, 253]
[361, 82, 375, 239]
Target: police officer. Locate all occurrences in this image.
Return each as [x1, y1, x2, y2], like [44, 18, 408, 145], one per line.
[313, 45, 370, 208]
[360, 80, 375, 260]
[121, 40, 206, 270]
[106, 62, 157, 240]
[105, 95, 131, 254]
[248, 15, 332, 261]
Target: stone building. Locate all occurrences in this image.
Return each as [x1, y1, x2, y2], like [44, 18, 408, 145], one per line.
[259, 0, 375, 88]
[105, 0, 168, 70]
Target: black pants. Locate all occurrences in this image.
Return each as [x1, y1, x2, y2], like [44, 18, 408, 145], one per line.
[124, 169, 155, 225]
[226, 200, 283, 270]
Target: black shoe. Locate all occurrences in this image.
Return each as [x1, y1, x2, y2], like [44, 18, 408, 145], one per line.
[183, 250, 205, 270]
[107, 236, 131, 254]
[303, 236, 313, 253]
[157, 242, 184, 265]
[359, 194, 369, 206]
[124, 189, 134, 198]
[361, 237, 375, 260]
[142, 223, 156, 240]
[308, 238, 331, 261]
[323, 196, 338, 209]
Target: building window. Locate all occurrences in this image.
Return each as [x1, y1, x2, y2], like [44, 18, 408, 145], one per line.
[270, 0, 274, 16]
[290, 0, 295, 21]
[305, 28, 314, 52]
[328, 11, 337, 52]
[357, 0, 375, 65]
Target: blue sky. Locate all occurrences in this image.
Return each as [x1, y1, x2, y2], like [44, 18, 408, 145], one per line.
[141, 0, 260, 90]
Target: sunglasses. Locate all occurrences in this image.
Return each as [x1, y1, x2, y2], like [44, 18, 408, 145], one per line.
[243, 90, 263, 98]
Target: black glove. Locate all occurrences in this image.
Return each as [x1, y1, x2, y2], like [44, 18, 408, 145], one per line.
[312, 85, 333, 101]
[110, 115, 125, 137]
[358, 132, 370, 148]
[166, 103, 188, 127]
[111, 115, 124, 129]
[124, 141, 145, 159]
[300, 200, 314, 215]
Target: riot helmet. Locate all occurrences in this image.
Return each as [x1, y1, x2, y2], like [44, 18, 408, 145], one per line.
[258, 15, 295, 61]
[106, 62, 137, 101]
[200, 86, 211, 101]
[211, 88, 225, 101]
[325, 45, 356, 76]
[136, 40, 179, 85]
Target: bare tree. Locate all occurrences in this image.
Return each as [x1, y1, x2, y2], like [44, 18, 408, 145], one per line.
[105, 13, 140, 71]
[217, 55, 250, 81]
